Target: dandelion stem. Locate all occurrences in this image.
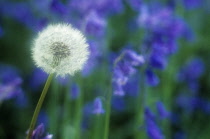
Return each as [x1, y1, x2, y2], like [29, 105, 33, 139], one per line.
[103, 86, 112, 139]
[26, 74, 54, 139]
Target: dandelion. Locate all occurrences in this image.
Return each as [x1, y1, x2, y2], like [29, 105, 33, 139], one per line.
[32, 23, 89, 76]
[27, 23, 89, 139]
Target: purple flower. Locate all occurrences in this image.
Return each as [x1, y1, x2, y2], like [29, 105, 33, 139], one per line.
[82, 41, 102, 76]
[84, 10, 106, 36]
[0, 25, 4, 37]
[176, 95, 210, 114]
[112, 49, 145, 96]
[145, 107, 164, 139]
[27, 123, 52, 139]
[145, 107, 156, 121]
[95, 0, 124, 16]
[124, 77, 140, 96]
[0, 64, 23, 102]
[70, 83, 80, 99]
[38, 111, 49, 128]
[124, 50, 145, 66]
[112, 96, 126, 111]
[182, 0, 203, 9]
[28, 68, 48, 90]
[69, 0, 94, 16]
[146, 69, 159, 86]
[113, 82, 125, 96]
[177, 58, 204, 82]
[92, 97, 105, 114]
[156, 101, 170, 119]
[50, 0, 68, 15]
[126, 0, 142, 11]
[177, 58, 204, 92]
[56, 76, 70, 86]
[174, 131, 186, 139]
[137, 4, 191, 79]
[149, 51, 167, 69]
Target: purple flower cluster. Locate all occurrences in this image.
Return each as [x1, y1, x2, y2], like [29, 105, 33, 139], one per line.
[145, 107, 164, 139]
[136, 3, 191, 86]
[27, 123, 52, 139]
[144, 102, 169, 139]
[0, 64, 23, 102]
[177, 58, 204, 92]
[28, 68, 48, 90]
[176, 95, 210, 114]
[112, 50, 145, 96]
[70, 83, 80, 99]
[181, 0, 203, 9]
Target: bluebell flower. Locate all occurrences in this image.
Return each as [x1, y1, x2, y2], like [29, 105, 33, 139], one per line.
[27, 123, 53, 139]
[69, 0, 94, 16]
[82, 41, 102, 76]
[28, 68, 48, 90]
[176, 95, 210, 114]
[50, 0, 68, 15]
[38, 111, 49, 128]
[0, 1, 47, 31]
[0, 2, 36, 29]
[56, 76, 70, 86]
[92, 97, 105, 114]
[126, 0, 142, 11]
[124, 77, 140, 96]
[156, 101, 170, 119]
[15, 90, 28, 107]
[112, 49, 144, 96]
[84, 10, 106, 36]
[112, 96, 126, 111]
[0, 25, 4, 37]
[177, 58, 204, 92]
[135, 3, 192, 88]
[149, 50, 167, 69]
[177, 58, 204, 82]
[0, 64, 23, 102]
[174, 131, 186, 139]
[175, 94, 195, 113]
[70, 83, 80, 99]
[113, 82, 125, 96]
[124, 50, 145, 66]
[145, 107, 164, 139]
[95, 0, 124, 16]
[182, 0, 203, 9]
[145, 107, 156, 121]
[145, 69, 159, 87]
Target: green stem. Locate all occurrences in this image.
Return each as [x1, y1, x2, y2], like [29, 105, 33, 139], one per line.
[26, 74, 54, 139]
[103, 86, 112, 139]
[48, 79, 60, 138]
[134, 73, 146, 139]
[62, 85, 72, 139]
[74, 89, 83, 139]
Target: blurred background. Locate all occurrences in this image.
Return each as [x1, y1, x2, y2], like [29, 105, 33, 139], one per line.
[0, 0, 210, 139]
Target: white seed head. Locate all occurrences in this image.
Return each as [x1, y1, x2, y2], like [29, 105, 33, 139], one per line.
[32, 23, 90, 76]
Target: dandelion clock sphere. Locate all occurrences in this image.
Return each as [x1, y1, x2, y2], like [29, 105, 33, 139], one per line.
[32, 23, 90, 76]
[27, 23, 89, 139]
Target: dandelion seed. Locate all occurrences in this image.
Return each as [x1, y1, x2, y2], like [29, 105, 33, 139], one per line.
[32, 23, 90, 76]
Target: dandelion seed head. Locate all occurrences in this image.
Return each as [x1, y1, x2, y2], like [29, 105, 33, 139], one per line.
[32, 23, 90, 76]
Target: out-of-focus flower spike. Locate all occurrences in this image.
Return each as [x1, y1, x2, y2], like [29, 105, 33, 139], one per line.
[93, 97, 105, 114]
[146, 69, 159, 86]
